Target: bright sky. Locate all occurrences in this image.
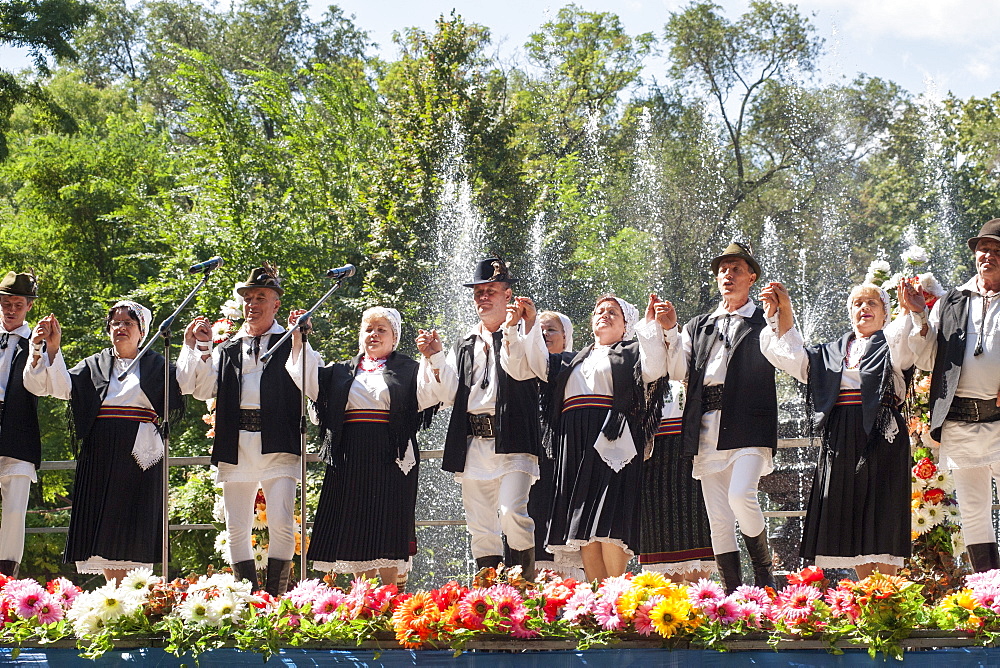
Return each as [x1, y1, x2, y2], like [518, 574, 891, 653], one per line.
[2, 0, 998, 100]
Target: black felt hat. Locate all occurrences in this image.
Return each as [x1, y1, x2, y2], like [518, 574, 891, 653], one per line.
[463, 257, 518, 287]
[968, 219, 1000, 251]
[235, 263, 284, 297]
[0, 271, 38, 298]
[710, 242, 761, 281]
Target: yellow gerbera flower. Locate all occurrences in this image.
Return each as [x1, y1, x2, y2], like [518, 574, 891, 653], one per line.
[649, 598, 689, 638]
[632, 571, 669, 591]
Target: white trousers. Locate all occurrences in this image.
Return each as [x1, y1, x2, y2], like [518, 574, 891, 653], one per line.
[951, 463, 1000, 545]
[0, 475, 31, 562]
[224, 477, 297, 563]
[699, 454, 768, 554]
[461, 472, 534, 558]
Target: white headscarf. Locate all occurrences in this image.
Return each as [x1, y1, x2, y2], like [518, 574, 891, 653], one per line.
[111, 300, 153, 345]
[541, 311, 574, 352]
[846, 283, 891, 329]
[595, 296, 639, 341]
[359, 307, 402, 351]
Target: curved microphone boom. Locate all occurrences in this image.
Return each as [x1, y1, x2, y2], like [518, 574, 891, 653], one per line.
[188, 256, 225, 274]
[325, 264, 356, 279]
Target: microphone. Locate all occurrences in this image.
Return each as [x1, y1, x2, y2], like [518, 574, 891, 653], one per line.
[325, 264, 356, 279]
[188, 256, 225, 274]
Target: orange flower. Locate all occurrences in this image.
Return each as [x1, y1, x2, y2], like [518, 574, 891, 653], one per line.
[391, 592, 441, 648]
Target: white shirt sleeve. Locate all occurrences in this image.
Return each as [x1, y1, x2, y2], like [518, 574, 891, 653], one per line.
[23, 348, 71, 400]
[663, 324, 690, 383]
[418, 349, 457, 407]
[501, 322, 549, 382]
[176, 343, 219, 401]
[635, 319, 668, 384]
[759, 324, 809, 384]
[284, 343, 322, 401]
[910, 304, 938, 372]
[884, 310, 920, 373]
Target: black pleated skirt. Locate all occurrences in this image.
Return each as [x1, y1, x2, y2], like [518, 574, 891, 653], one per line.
[528, 453, 556, 559]
[801, 403, 910, 562]
[547, 407, 642, 553]
[65, 418, 163, 564]
[639, 433, 714, 566]
[307, 421, 418, 566]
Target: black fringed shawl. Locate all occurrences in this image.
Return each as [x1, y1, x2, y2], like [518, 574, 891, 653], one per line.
[545, 340, 664, 458]
[805, 330, 909, 469]
[312, 351, 434, 468]
[68, 349, 186, 449]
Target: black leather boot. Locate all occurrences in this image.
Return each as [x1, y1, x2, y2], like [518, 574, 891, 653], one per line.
[264, 558, 293, 596]
[232, 559, 259, 590]
[475, 555, 502, 570]
[967, 542, 1000, 573]
[0, 560, 19, 578]
[715, 551, 742, 593]
[508, 547, 535, 580]
[742, 530, 776, 589]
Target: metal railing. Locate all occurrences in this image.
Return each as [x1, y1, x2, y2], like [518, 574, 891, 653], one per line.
[27, 438, 821, 535]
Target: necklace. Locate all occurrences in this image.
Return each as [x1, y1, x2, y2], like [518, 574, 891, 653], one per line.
[844, 337, 865, 370]
[360, 356, 388, 373]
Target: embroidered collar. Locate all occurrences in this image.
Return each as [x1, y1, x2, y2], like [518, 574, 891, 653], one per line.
[232, 320, 285, 341]
[709, 299, 757, 320]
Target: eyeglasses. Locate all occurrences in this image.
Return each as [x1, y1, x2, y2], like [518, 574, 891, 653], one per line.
[109, 320, 138, 329]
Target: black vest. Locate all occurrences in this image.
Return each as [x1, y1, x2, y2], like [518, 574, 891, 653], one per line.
[212, 332, 300, 465]
[680, 307, 777, 456]
[68, 348, 185, 445]
[807, 330, 896, 436]
[313, 352, 426, 467]
[548, 341, 655, 449]
[928, 287, 973, 442]
[0, 337, 41, 466]
[442, 331, 542, 473]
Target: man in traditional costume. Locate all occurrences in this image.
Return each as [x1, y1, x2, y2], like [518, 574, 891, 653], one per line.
[0, 272, 43, 577]
[415, 258, 547, 575]
[180, 265, 314, 595]
[909, 219, 1000, 572]
[662, 242, 778, 592]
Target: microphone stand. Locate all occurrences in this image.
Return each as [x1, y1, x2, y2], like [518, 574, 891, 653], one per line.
[261, 276, 348, 583]
[118, 269, 219, 579]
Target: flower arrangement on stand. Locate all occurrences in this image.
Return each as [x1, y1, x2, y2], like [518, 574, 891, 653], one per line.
[865, 248, 964, 598]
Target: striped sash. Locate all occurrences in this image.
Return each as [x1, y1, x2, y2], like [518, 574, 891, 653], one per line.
[344, 409, 390, 424]
[562, 394, 614, 412]
[654, 417, 682, 437]
[96, 405, 158, 423]
[834, 389, 862, 406]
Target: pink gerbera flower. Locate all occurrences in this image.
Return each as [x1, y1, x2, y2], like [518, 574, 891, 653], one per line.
[509, 608, 538, 639]
[594, 598, 624, 630]
[562, 585, 596, 623]
[458, 589, 491, 630]
[777, 584, 821, 624]
[35, 593, 64, 625]
[734, 585, 771, 607]
[312, 590, 347, 623]
[13, 583, 46, 619]
[688, 578, 725, 608]
[632, 597, 661, 636]
[494, 591, 527, 630]
[287, 579, 326, 608]
[704, 595, 741, 624]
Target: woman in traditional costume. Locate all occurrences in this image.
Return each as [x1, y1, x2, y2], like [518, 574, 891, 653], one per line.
[25, 302, 183, 582]
[638, 379, 716, 582]
[760, 280, 919, 577]
[541, 294, 671, 582]
[288, 307, 435, 585]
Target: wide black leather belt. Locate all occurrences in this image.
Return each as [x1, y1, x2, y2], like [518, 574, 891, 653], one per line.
[239, 409, 263, 432]
[947, 397, 1000, 423]
[467, 413, 497, 438]
[702, 385, 724, 413]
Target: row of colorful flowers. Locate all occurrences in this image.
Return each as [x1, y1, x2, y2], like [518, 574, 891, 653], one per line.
[3, 566, 1000, 660]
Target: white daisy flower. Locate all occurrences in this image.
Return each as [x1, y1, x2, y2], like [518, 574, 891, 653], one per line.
[880, 272, 904, 292]
[214, 530, 232, 563]
[916, 272, 946, 298]
[221, 299, 243, 320]
[252, 544, 268, 570]
[932, 470, 955, 494]
[92, 582, 125, 621]
[121, 567, 160, 597]
[924, 504, 945, 527]
[252, 510, 267, 531]
[206, 596, 236, 626]
[912, 508, 932, 535]
[178, 591, 210, 625]
[865, 259, 892, 285]
[71, 611, 105, 637]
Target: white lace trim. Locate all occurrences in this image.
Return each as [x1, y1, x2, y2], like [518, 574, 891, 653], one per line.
[593, 412, 637, 472]
[536, 560, 586, 581]
[312, 558, 411, 575]
[0, 457, 36, 482]
[395, 442, 416, 475]
[641, 560, 718, 575]
[556, 536, 634, 558]
[814, 554, 904, 569]
[76, 556, 153, 574]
